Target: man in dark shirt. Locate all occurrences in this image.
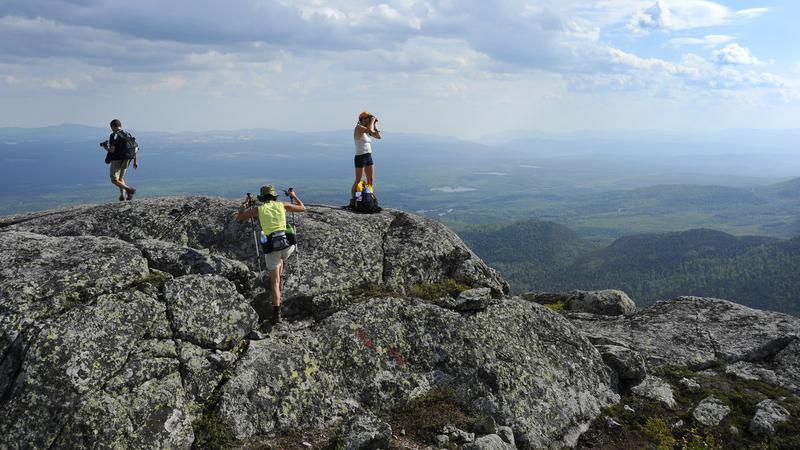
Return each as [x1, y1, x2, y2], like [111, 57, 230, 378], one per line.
[102, 119, 138, 201]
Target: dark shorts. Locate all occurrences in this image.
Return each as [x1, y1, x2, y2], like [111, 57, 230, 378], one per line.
[354, 153, 374, 168]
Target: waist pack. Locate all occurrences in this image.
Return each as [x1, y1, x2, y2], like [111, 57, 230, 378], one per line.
[261, 230, 291, 254]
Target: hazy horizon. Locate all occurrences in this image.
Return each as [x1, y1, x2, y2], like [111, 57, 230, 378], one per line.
[3, 122, 800, 144]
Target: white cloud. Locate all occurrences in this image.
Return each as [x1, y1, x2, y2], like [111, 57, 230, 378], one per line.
[0, 0, 794, 133]
[630, 0, 768, 33]
[731, 8, 770, 20]
[138, 75, 188, 92]
[592, 47, 783, 93]
[609, 47, 677, 72]
[343, 37, 490, 75]
[42, 78, 76, 90]
[668, 34, 733, 48]
[712, 43, 763, 66]
[3, 75, 21, 84]
[568, 73, 649, 92]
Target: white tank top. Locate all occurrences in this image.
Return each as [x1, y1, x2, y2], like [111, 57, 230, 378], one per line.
[355, 132, 372, 156]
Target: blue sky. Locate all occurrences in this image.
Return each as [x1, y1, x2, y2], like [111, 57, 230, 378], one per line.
[0, 0, 797, 138]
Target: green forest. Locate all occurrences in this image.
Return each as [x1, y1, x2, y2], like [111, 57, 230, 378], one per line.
[458, 222, 800, 315]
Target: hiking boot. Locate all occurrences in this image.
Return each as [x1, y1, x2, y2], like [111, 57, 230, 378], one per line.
[271, 305, 282, 324]
[126, 187, 136, 200]
[118, 195, 125, 202]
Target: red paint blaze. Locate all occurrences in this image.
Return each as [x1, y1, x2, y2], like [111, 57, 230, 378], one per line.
[356, 329, 374, 349]
[388, 347, 406, 367]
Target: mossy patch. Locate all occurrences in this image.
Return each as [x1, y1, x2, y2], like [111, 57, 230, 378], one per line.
[578, 364, 800, 450]
[642, 416, 676, 449]
[652, 364, 695, 382]
[382, 387, 477, 442]
[543, 301, 565, 312]
[192, 340, 250, 449]
[408, 279, 469, 301]
[249, 425, 343, 450]
[192, 409, 236, 450]
[361, 282, 402, 298]
[192, 376, 237, 449]
[134, 269, 173, 292]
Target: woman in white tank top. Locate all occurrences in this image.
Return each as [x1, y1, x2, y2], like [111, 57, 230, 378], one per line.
[351, 111, 381, 203]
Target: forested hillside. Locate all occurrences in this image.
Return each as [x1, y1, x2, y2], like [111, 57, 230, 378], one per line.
[459, 221, 800, 315]
[457, 220, 596, 287]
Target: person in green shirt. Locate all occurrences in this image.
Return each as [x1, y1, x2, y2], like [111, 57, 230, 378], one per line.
[236, 184, 306, 324]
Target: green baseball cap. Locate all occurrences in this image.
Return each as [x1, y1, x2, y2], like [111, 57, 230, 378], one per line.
[259, 184, 277, 197]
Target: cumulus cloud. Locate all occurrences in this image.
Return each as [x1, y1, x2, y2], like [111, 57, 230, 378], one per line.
[0, 0, 792, 132]
[138, 75, 188, 92]
[589, 47, 783, 93]
[0, 1, 614, 74]
[712, 43, 763, 66]
[668, 34, 733, 48]
[0, 0, 777, 81]
[42, 78, 76, 90]
[630, 0, 768, 33]
[341, 37, 490, 75]
[609, 48, 678, 72]
[440, 2, 607, 72]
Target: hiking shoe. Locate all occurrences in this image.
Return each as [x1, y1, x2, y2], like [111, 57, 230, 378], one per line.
[126, 187, 136, 200]
[118, 195, 125, 202]
[271, 305, 282, 324]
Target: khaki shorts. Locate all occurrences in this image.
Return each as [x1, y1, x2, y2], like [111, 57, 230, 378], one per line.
[110, 159, 132, 180]
[264, 245, 295, 271]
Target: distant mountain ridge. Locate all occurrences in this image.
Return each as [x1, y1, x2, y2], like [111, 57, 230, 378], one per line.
[2, 124, 799, 242]
[0, 124, 465, 145]
[459, 220, 800, 315]
[756, 177, 800, 199]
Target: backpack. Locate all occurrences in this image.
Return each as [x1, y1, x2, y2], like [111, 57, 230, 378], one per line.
[113, 130, 139, 160]
[354, 182, 382, 214]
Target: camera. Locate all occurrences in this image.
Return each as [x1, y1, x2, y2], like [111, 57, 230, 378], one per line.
[100, 140, 109, 149]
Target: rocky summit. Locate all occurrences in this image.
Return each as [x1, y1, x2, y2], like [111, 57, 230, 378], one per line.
[1, 197, 799, 449]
